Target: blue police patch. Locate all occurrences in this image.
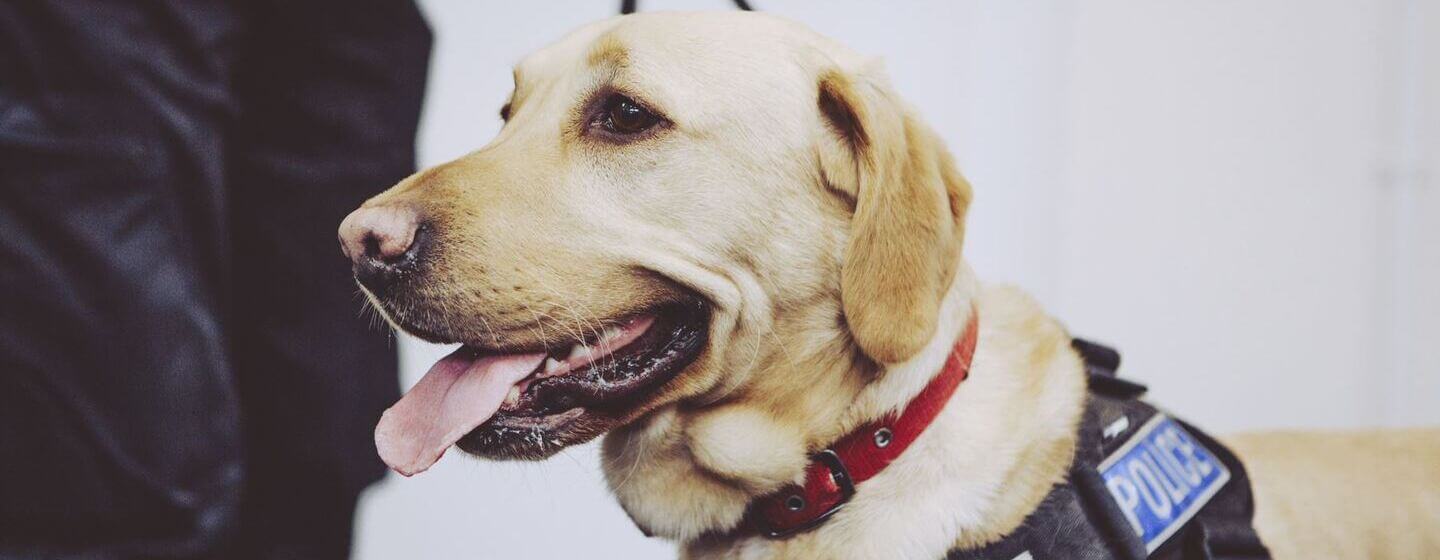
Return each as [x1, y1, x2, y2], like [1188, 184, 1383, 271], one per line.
[1099, 415, 1230, 552]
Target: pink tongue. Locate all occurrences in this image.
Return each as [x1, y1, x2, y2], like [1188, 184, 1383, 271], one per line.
[375, 349, 546, 476]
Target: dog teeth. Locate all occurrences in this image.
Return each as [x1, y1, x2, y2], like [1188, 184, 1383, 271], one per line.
[600, 325, 624, 343]
[505, 386, 521, 406]
[542, 357, 564, 374]
[566, 343, 591, 362]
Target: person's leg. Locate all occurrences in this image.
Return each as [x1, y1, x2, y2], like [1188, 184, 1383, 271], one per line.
[224, 0, 430, 557]
[0, 1, 243, 556]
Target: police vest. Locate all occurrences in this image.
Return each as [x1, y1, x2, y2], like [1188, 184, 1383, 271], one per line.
[946, 340, 1271, 560]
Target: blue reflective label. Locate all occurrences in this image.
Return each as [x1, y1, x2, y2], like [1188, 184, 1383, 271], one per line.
[1099, 415, 1230, 552]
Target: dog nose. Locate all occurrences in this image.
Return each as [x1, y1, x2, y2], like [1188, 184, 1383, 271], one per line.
[338, 204, 423, 290]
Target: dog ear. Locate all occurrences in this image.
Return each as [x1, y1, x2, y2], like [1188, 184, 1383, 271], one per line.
[816, 67, 972, 364]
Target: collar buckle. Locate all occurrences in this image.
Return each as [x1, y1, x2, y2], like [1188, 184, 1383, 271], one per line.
[761, 449, 855, 538]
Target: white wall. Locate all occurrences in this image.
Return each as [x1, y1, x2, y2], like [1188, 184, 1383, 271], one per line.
[355, 1, 1439, 558]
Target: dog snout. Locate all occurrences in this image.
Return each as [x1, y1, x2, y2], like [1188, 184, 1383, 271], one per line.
[339, 204, 424, 292]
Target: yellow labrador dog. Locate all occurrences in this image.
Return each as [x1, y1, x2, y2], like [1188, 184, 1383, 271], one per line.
[338, 12, 1440, 559]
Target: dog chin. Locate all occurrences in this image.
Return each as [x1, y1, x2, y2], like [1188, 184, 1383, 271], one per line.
[456, 409, 616, 460]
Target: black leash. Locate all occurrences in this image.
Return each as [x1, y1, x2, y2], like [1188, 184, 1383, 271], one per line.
[621, 0, 754, 15]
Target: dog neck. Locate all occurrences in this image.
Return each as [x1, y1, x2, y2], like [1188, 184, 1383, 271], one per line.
[838, 265, 980, 442]
[604, 263, 1087, 559]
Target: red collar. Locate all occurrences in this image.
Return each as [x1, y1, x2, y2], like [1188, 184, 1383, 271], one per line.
[746, 310, 979, 538]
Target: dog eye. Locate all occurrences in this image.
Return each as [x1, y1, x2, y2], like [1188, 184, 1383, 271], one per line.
[597, 95, 660, 136]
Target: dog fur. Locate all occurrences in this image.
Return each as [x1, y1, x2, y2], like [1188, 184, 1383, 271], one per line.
[355, 12, 1440, 559]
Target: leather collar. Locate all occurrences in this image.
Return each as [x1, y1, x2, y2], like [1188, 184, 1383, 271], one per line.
[746, 310, 980, 538]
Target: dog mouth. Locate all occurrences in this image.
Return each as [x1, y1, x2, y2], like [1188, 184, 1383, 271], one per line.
[375, 301, 708, 474]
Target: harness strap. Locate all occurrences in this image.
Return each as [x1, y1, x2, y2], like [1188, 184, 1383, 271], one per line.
[620, 0, 753, 15]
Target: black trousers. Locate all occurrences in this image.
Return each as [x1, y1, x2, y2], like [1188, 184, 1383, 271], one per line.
[0, 1, 430, 557]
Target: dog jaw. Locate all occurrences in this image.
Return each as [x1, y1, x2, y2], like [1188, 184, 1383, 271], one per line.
[601, 290, 872, 541]
[687, 405, 808, 493]
[603, 407, 755, 541]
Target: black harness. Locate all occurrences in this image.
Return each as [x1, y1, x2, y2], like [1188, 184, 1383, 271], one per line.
[619, 0, 753, 15]
[946, 340, 1271, 560]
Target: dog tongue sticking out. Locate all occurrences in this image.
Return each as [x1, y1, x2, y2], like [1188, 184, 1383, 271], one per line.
[375, 349, 546, 476]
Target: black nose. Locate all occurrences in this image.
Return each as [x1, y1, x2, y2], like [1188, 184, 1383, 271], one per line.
[338, 205, 425, 293]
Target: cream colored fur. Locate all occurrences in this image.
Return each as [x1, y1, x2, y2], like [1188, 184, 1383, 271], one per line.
[358, 11, 1440, 559]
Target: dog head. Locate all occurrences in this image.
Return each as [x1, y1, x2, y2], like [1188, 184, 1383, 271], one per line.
[340, 12, 971, 480]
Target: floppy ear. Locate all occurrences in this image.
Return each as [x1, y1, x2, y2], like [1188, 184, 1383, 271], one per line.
[816, 68, 972, 364]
